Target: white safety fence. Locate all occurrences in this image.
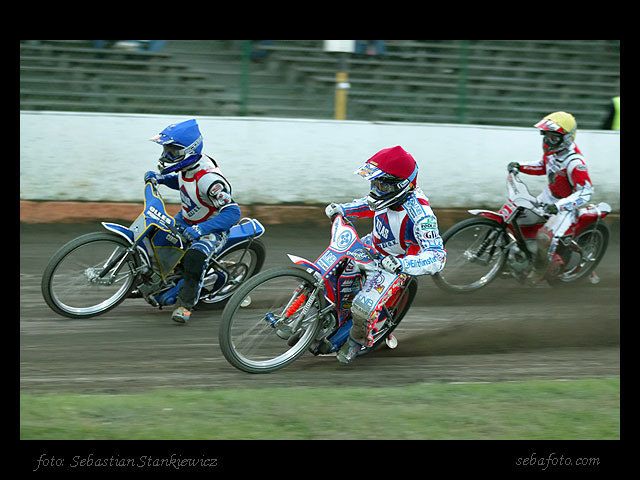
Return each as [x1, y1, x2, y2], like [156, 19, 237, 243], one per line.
[20, 111, 620, 211]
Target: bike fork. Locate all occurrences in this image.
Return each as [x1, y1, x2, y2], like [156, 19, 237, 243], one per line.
[97, 246, 137, 281]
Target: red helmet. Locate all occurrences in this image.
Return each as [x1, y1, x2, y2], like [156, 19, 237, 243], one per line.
[354, 146, 419, 210]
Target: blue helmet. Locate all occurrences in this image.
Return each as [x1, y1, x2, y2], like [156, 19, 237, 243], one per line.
[150, 119, 203, 174]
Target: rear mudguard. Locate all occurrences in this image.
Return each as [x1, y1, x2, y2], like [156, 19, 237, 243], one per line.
[222, 218, 266, 251]
[572, 202, 611, 237]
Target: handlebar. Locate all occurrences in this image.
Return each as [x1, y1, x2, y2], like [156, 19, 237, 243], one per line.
[146, 177, 160, 190]
[506, 171, 548, 214]
[167, 223, 188, 242]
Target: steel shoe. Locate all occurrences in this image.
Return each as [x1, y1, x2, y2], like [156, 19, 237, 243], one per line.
[336, 338, 368, 364]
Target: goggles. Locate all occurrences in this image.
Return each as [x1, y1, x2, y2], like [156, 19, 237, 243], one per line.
[371, 176, 407, 194]
[540, 130, 563, 147]
[161, 144, 186, 163]
[371, 179, 394, 193]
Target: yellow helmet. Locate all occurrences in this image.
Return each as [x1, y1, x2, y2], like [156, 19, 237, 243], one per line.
[534, 111, 577, 154]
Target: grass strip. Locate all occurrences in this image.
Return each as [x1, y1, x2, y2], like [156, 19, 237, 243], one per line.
[20, 378, 619, 440]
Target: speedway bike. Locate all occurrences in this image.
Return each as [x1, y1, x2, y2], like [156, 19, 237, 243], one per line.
[219, 214, 417, 374]
[41, 179, 266, 318]
[432, 170, 611, 293]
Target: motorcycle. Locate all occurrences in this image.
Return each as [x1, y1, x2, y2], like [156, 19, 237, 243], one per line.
[432, 171, 611, 293]
[218, 214, 417, 374]
[41, 180, 266, 318]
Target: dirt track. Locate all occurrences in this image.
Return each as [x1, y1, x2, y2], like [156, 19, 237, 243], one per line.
[20, 220, 620, 394]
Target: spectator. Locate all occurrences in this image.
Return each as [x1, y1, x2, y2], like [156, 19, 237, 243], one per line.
[92, 40, 166, 52]
[601, 96, 620, 130]
[250, 40, 274, 61]
[355, 40, 386, 56]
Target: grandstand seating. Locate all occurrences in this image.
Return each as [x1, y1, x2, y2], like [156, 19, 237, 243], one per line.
[20, 40, 619, 128]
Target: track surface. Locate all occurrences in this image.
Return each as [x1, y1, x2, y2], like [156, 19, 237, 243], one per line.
[20, 221, 620, 394]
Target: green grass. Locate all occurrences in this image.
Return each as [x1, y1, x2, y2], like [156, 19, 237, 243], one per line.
[20, 378, 619, 440]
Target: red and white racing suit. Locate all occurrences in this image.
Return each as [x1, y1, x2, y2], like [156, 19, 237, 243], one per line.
[519, 142, 593, 262]
[336, 187, 446, 346]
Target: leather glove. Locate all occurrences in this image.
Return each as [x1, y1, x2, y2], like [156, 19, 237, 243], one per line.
[144, 170, 164, 184]
[325, 203, 345, 220]
[507, 162, 520, 173]
[544, 203, 558, 215]
[183, 224, 203, 242]
[381, 255, 403, 274]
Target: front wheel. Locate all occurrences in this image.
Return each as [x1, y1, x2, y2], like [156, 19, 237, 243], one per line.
[432, 217, 508, 293]
[219, 266, 324, 374]
[41, 232, 140, 318]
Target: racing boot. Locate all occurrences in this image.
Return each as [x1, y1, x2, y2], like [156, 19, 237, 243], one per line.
[171, 248, 206, 324]
[337, 312, 370, 363]
[171, 305, 192, 324]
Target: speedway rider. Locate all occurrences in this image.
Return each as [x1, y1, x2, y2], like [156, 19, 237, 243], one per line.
[145, 119, 241, 324]
[325, 146, 446, 363]
[507, 111, 594, 283]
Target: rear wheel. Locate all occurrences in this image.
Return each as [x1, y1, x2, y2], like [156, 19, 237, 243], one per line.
[370, 276, 418, 350]
[549, 223, 610, 285]
[197, 239, 266, 309]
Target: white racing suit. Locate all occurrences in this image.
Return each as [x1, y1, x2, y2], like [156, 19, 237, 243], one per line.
[335, 187, 446, 347]
[159, 155, 241, 308]
[519, 143, 593, 273]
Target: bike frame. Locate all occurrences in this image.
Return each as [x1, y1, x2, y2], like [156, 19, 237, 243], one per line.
[287, 215, 410, 353]
[288, 215, 375, 312]
[467, 172, 611, 262]
[100, 181, 265, 298]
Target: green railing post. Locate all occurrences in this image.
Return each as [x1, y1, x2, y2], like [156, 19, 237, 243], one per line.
[457, 40, 469, 124]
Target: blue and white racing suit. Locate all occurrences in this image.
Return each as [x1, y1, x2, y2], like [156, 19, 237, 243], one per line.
[335, 187, 446, 346]
[159, 155, 241, 308]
